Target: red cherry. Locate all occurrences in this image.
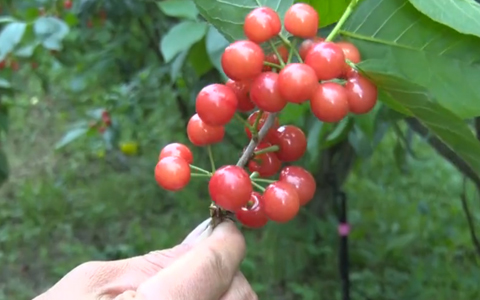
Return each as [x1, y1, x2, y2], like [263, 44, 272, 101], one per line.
[344, 75, 378, 114]
[336, 41, 361, 64]
[98, 126, 106, 134]
[0, 60, 5, 69]
[245, 111, 280, 142]
[209, 165, 253, 211]
[221, 40, 265, 81]
[263, 45, 288, 71]
[249, 72, 287, 113]
[10, 61, 19, 71]
[269, 125, 307, 162]
[225, 79, 255, 112]
[187, 114, 225, 146]
[284, 3, 319, 38]
[244, 7, 281, 44]
[159, 143, 193, 164]
[305, 42, 345, 81]
[310, 82, 349, 123]
[235, 192, 269, 228]
[64, 0, 73, 9]
[248, 142, 281, 178]
[277, 63, 318, 103]
[263, 181, 300, 223]
[195, 83, 238, 126]
[298, 37, 324, 61]
[279, 166, 316, 206]
[155, 156, 191, 191]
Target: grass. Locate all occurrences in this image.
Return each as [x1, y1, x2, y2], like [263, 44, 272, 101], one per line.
[1, 92, 480, 300]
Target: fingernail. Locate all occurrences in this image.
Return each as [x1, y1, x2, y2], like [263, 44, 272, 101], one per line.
[182, 218, 212, 245]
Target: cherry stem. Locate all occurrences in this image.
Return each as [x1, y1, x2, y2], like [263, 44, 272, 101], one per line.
[253, 145, 279, 156]
[236, 112, 278, 168]
[252, 181, 266, 192]
[279, 34, 302, 63]
[268, 41, 286, 67]
[263, 61, 282, 69]
[189, 164, 211, 175]
[326, 0, 359, 42]
[191, 173, 211, 178]
[207, 145, 216, 172]
[252, 110, 264, 138]
[234, 113, 253, 131]
[250, 171, 260, 179]
[252, 178, 276, 184]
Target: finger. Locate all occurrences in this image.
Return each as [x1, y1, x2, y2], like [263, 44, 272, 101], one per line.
[182, 218, 212, 245]
[137, 220, 246, 300]
[220, 272, 257, 300]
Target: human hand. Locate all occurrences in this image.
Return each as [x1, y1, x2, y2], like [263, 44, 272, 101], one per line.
[33, 219, 257, 300]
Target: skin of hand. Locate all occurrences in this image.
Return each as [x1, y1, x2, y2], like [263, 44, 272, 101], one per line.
[33, 219, 257, 300]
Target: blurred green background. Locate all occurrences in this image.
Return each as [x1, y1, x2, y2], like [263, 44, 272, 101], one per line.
[1, 1, 480, 300]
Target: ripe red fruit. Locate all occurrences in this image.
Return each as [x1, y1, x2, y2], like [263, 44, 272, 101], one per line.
[209, 165, 253, 211]
[298, 37, 324, 61]
[344, 75, 378, 114]
[248, 142, 281, 178]
[159, 143, 193, 164]
[221, 40, 265, 81]
[263, 46, 288, 71]
[279, 166, 316, 206]
[310, 82, 349, 123]
[284, 3, 319, 38]
[187, 114, 225, 146]
[278, 63, 318, 103]
[225, 79, 255, 112]
[336, 41, 361, 64]
[64, 0, 73, 9]
[244, 7, 281, 44]
[235, 192, 269, 228]
[98, 126, 106, 134]
[245, 111, 280, 142]
[155, 156, 191, 191]
[195, 83, 238, 126]
[269, 125, 307, 162]
[0, 60, 5, 69]
[10, 61, 19, 71]
[305, 42, 345, 80]
[263, 181, 300, 223]
[249, 72, 287, 113]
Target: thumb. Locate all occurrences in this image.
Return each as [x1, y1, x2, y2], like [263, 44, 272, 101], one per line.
[137, 220, 246, 300]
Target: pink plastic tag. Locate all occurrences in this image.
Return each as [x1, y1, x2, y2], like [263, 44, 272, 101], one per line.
[338, 223, 350, 236]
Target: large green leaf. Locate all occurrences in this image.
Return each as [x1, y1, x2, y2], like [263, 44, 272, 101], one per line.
[358, 59, 480, 177]
[409, 0, 480, 39]
[341, 0, 480, 119]
[157, 0, 199, 20]
[34, 17, 70, 51]
[160, 21, 208, 62]
[194, 0, 294, 42]
[298, 0, 349, 27]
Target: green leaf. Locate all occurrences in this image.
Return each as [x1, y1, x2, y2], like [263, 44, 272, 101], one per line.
[205, 25, 229, 78]
[279, 102, 310, 125]
[359, 59, 480, 178]
[170, 50, 189, 81]
[55, 127, 89, 149]
[0, 79, 12, 89]
[0, 148, 9, 186]
[298, 0, 349, 27]
[409, 0, 480, 39]
[157, 0, 199, 20]
[342, 0, 480, 119]
[0, 22, 27, 60]
[194, 0, 294, 41]
[0, 104, 8, 133]
[160, 21, 208, 62]
[0, 16, 17, 23]
[188, 37, 214, 76]
[34, 17, 70, 51]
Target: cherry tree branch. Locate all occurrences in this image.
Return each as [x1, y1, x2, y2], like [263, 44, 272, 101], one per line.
[236, 113, 278, 167]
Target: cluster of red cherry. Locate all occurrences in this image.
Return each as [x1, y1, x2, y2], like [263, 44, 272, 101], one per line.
[154, 3, 378, 229]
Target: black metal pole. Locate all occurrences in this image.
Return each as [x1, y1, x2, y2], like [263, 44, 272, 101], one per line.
[337, 191, 350, 300]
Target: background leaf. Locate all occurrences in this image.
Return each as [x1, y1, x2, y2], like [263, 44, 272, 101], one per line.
[205, 25, 229, 78]
[157, 0, 199, 20]
[298, 0, 349, 27]
[359, 59, 480, 177]
[341, 0, 480, 119]
[409, 0, 480, 38]
[194, 0, 294, 41]
[160, 21, 208, 62]
[0, 148, 8, 186]
[55, 127, 89, 149]
[0, 22, 28, 60]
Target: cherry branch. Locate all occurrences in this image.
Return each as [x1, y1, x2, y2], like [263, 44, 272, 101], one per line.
[236, 113, 278, 168]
